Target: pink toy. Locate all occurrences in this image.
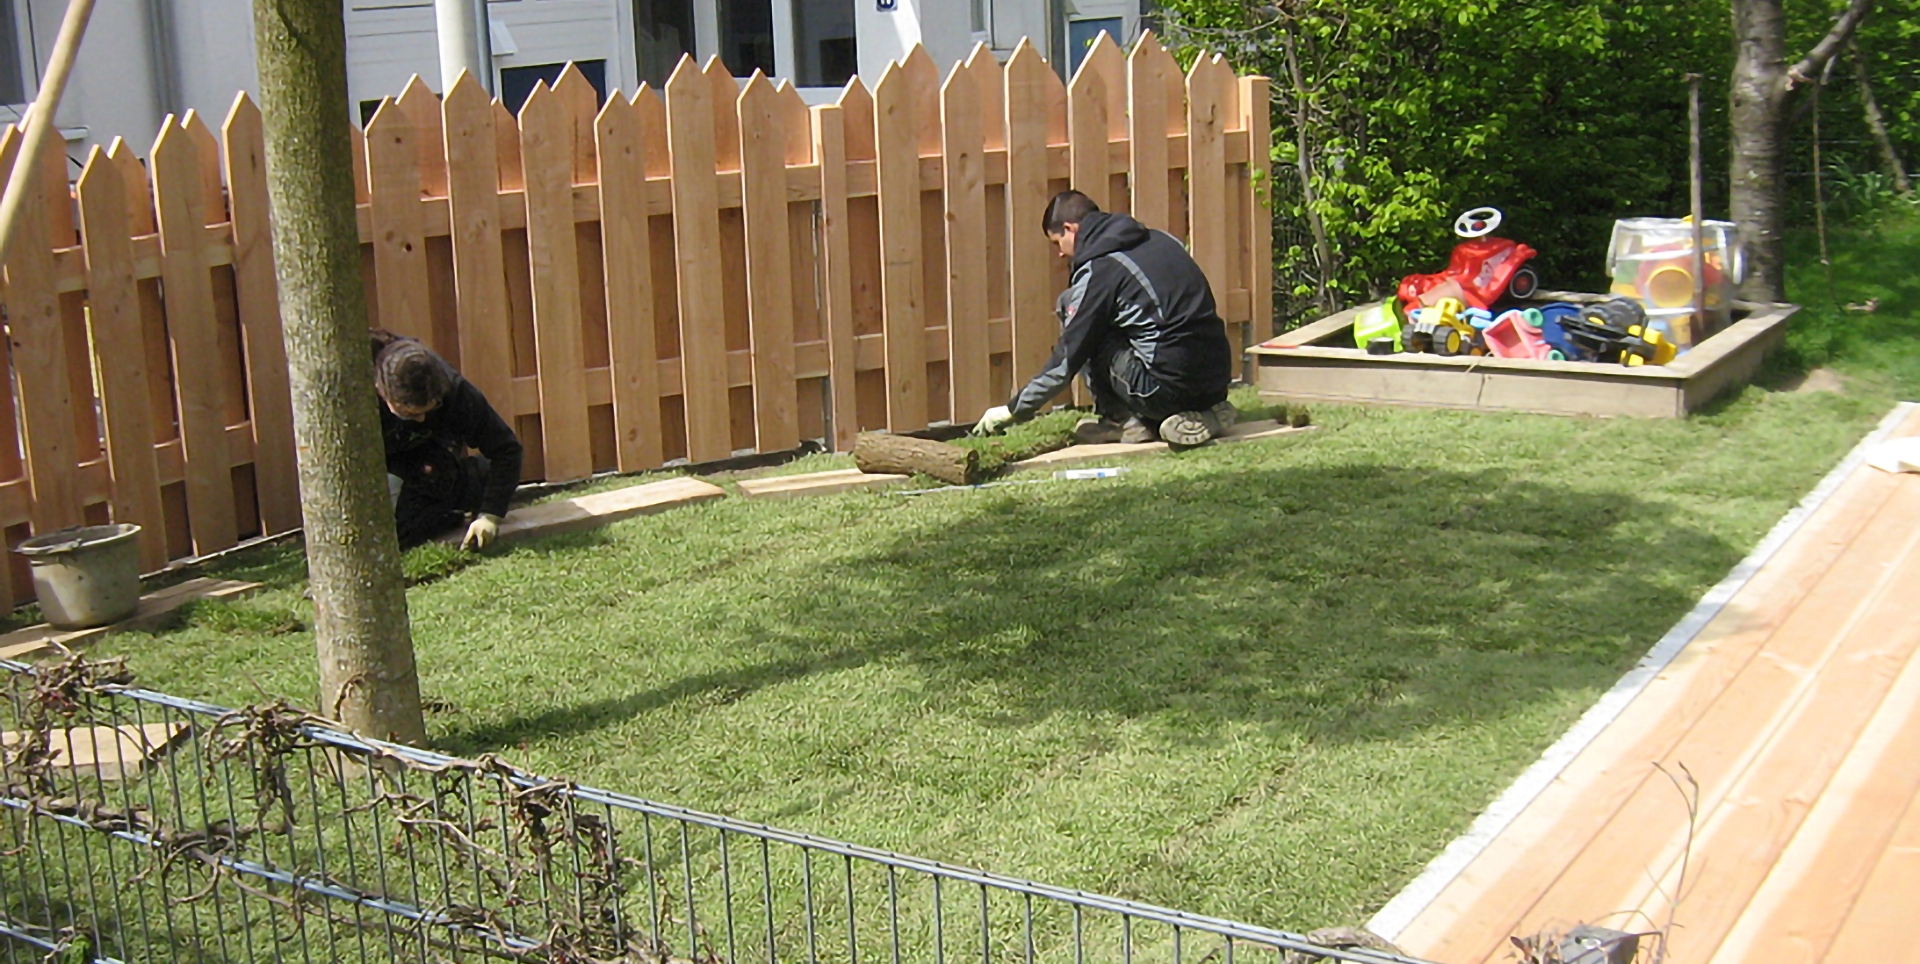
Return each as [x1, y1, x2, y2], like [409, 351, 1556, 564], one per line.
[1483, 309, 1550, 359]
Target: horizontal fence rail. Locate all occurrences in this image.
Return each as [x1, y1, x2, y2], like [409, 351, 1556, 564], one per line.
[0, 655, 1427, 964]
[0, 35, 1272, 604]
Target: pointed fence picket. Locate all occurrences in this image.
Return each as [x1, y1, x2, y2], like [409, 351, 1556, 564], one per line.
[0, 41, 1270, 600]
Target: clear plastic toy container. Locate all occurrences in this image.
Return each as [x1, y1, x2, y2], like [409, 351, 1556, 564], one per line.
[1605, 217, 1742, 347]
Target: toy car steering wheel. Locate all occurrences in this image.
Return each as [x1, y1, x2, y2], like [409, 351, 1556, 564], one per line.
[1454, 207, 1503, 238]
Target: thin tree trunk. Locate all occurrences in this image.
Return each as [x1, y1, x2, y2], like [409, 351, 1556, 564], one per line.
[1728, 0, 1789, 302]
[1851, 41, 1912, 197]
[1280, 26, 1336, 314]
[1727, 0, 1873, 303]
[252, 0, 425, 745]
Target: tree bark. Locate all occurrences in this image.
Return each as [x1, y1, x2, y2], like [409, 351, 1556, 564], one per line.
[852, 434, 980, 485]
[1851, 41, 1912, 197]
[1727, 0, 1873, 302]
[1280, 26, 1336, 314]
[253, 0, 425, 745]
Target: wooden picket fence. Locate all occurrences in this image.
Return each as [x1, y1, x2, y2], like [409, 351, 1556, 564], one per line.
[0, 33, 1270, 606]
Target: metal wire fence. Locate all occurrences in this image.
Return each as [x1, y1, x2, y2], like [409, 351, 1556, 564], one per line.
[0, 655, 1431, 964]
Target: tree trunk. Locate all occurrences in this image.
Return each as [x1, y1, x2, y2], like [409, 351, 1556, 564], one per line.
[1728, 0, 1790, 302]
[253, 0, 425, 745]
[1852, 42, 1912, 197]
[1280, 26, 1336, 314]
[852, 433, 980, 485]
[1728, 0, 1874, 303]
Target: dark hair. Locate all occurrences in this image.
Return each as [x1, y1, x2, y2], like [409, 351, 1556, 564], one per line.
[372, 332, 455, 410]
[1042, 190, 1100, 236]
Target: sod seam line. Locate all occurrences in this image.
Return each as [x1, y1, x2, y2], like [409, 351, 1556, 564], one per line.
[1366, 399, 1919, 941]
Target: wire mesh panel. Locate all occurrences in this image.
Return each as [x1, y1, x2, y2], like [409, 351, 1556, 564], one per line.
[0, 656, 1431, 964]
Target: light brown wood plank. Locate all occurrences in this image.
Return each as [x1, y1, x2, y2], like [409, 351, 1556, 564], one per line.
[1128, 34, 1175, 232]
[1186, 54, 1231, 376]
[942, 62, 991, 423]
[1416, 467, 1920, 962]
[493, 476, 725, 541]
[738, 74, 800, 452]
[553, 63, 601, 185]
[666, 56, 733, 462]
[0, 126, 83, 534]
[518, 84, 594, 481]
[442, 74, 518, 417]
[736, 467, 908, 500]
[222, 93, 301, 537]
[1819, 768, 1920, 963]
[874, 60, 928, 431]
[814, 101, 859, 451]
[1399, 449, 1914, 961]
[396, 75, 450, 198]
[366, 100, 438, 348]
[1708, 611, 1920, 964]
[595, 91, 665, 471]
[1004, 42, 1058, 409]
[1241, 75, 1273, 344]
[150, 122, 238, 554]
[75, 149, 169, 572]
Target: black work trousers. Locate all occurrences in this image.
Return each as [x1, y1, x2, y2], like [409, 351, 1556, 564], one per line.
[1081, 337, 1225, 425]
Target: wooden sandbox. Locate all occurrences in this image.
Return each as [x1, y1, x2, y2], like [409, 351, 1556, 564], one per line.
[1250, 293, 1798, 418]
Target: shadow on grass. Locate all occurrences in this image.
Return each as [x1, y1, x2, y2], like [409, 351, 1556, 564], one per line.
[441, 459, 1737, 755]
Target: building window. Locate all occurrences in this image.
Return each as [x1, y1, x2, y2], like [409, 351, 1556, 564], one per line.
[1066, 17, 1121, 77]
[500, 60, 609, 114]
[793, 0, 855, 88]
[717, 0, 774, 77]
[635, 0, 695, 88]
[0, 0, 26, 107]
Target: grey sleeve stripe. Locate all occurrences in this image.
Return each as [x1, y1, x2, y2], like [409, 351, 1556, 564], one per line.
[1106, 251, 1164, 313]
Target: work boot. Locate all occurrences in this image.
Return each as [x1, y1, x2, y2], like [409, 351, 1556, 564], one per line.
[1120, 417, 1157, 444]
[1158, 409, 1222, 447]
[1072, 417, 1124, 445]
[1209, 400, 1240, 430]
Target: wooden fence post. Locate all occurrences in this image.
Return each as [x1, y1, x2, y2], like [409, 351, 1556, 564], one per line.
[1241, 75, 1273, 344]
[75, 148, 168, 570]
[519, 83, 593, 481]
[151, 120, 238, 555]
[942, 62, 990, 423]
[813, 100, 858, 452]
[595, 90, 665, 471]
[1186, 53, 1231, 374]
[366, 101, 437, 348]
[442, 74, 516, 415]
[0, 125, 82, 535]
[224, 93, 302, 537]
[666, 56, 732, 463]
[738, 73, 800, 453]
[1128, 34, 1174, 233]
[875, 60, 927, 431]
[1004, 42, 1059, 403]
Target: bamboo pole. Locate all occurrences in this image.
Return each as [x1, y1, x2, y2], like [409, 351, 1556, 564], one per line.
[0, 0, 98, 269]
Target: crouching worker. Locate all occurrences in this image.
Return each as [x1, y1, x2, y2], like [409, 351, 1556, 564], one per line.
[372, 330, 524, 551]
[972, 190, 1235, 445]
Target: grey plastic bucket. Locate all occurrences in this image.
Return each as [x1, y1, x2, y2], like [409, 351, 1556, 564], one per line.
[16, 524, 144, 630]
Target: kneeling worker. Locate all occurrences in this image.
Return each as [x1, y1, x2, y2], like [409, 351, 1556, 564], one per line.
[973, 190, 1235, 445]
[372, 330, 524, 550]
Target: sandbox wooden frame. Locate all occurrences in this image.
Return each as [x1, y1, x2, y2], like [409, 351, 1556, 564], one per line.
[1249, 293, 1798, 418]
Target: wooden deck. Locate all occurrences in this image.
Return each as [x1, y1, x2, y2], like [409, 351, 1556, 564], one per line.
[1371, 402, 1920, 964]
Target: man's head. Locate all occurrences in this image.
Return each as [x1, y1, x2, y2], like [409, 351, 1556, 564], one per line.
[1042, 190, 1100, 259]
[374, 336, 454, 421]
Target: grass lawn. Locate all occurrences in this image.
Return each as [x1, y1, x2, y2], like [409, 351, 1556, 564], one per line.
[95, 212, 1915, 935]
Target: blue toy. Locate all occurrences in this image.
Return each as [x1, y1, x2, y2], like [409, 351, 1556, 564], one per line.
[1534, 303, 1589, 362]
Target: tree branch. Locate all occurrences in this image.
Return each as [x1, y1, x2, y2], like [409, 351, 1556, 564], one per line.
[1787, 0, 1874, 88]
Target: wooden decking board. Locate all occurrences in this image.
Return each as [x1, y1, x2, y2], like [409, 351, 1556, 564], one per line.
[1623, 517, 1920, 962]
[1819, 780, 1920, 962]
[1705, 627, 1920, 964]
[1490, 478, 1920, 956]
[1389, 403, 1920, 964]
[1398, 456, 1912, 960]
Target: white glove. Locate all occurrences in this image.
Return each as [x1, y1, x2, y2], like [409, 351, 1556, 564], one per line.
[972, 405, 1014, 436]
[461, 513, 502, 551]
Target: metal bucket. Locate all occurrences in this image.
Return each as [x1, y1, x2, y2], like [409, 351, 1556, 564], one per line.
[15, 524, 144, 630]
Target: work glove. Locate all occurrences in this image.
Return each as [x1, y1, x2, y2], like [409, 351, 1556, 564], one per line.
[461, 513, 502, 551]
[972, 405, 1015, 436]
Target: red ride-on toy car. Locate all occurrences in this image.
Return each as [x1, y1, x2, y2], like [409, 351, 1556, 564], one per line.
[1397, 207, 1540, 315]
